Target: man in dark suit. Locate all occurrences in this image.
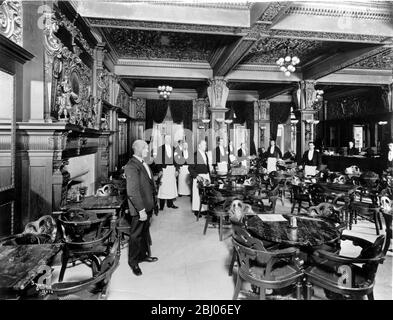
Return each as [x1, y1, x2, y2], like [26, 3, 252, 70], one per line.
[214, 137, 229, 172]
[301, 141, 321, 174]
[124, 140, 158, 276]
[385, 141, 393, 171]
[347, 140, 359, 156]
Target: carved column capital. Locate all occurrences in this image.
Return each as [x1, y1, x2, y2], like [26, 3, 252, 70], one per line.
[255, 99, 270, 121]
[207, 77, 229, 109]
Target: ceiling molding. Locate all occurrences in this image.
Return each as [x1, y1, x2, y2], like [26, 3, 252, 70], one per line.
[117, 59, 212, 70]
[86, 17, 249, 36]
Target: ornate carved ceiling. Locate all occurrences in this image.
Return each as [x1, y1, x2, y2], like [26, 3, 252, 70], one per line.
[240, 38, 338, 65]
[103, 27, 236, 62]
[351, 49, 393, 69]
[123, 78, 208, 90]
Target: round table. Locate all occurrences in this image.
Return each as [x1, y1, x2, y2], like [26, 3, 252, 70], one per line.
[245, 214, 341, 247]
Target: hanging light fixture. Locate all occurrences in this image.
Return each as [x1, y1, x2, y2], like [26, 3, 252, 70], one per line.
[157, 85, 173, 99]
[276, 54, 300, 77]
[315, 89, 324, 102]
[225, 106, 236, 124]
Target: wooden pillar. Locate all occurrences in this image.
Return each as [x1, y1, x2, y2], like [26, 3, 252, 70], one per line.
[255, 100, 270, 150]
[207, 77, 229, 152]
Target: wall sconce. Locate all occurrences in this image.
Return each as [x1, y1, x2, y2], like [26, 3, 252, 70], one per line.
[118, 118, 127, 123]
[378, 121, 388, 125]
[202, 119, 211, 124]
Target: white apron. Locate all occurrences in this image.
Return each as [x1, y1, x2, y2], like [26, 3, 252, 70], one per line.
[192, 173, 210, 212]
[158, 165, 178, 199]
[178, 165, 191, 195]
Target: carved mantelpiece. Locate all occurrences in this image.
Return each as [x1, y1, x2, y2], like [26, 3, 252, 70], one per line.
[15, 122, 104, 211]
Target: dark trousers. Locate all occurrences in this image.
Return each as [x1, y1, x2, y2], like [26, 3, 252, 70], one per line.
[128, 212, 152, 267]
[159, 198, 174, 209]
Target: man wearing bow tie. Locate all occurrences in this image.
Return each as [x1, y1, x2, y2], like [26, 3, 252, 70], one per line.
[386, 141, 393, 171]
[124, 140, 158, 276]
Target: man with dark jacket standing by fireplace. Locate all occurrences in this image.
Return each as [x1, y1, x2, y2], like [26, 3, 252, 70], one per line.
[124, 139, 158, 276]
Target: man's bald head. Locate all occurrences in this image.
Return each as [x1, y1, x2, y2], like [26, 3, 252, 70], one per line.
[132, 140, 148, 157]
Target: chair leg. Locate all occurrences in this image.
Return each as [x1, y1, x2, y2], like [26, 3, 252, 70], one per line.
[259, 287, 266, 300]
[296, 281, 302, 300]
[291, 202, 296, 214]
[367, 292, 374, 300]
[374, 212, 380, 235]
[58, 251, 69, 283]
[305, 282, 312, 300]
[219, 215, 223, 241]
[233, 273, 242, 300]
[203, 215, 209, 235]
[377, 212, 383, 230]
[228, 250, 236, 276]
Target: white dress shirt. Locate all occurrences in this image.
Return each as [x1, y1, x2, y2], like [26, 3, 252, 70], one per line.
[308, 150, 314, 161]
[388, 151, 393, 162]
[165, 144, 172, 158]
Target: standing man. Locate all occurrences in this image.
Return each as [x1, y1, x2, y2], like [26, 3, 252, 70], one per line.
[175, 140, 191, 196]
[124, 140, 158, 276]
[156, 134, 179, 210]
[385, 141, 393, 171]
[347, 140, 359, 156]
[214, 137, 229, 173]
[189, 139, 211, 216]
[301, 141, 321, 176]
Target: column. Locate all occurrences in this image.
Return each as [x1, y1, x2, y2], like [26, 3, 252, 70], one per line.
[207, 77, 229, 150]
[255, 99, 270, 150]
[293, 80, 319, 159]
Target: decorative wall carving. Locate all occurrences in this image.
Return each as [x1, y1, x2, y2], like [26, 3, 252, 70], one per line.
[0, 0, 22, 46]
[258, 2, 288, 22]
[57, 12, 94, 56]
[130, 98, 146, 120]
[192, 98, 209, 120]
[256, 100, 270, 120]
[207, 78, 229, 109]
[116, 86, 129, 113]
[105, 28, 221, 61]
[52, 47, 96, 128]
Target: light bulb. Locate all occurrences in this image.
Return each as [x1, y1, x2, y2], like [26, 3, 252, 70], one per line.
[288, 65, 295, 72]
[280, 66, 286, 72]
[276, 59, 281, 65]
[285, 56, 291, 62]
[284, 71, 291, 77]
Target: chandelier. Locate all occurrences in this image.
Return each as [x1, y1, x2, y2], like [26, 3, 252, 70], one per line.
[315, 89, 324, 102]
[276, 55, 300, 77]
[157, 85, 173, 99]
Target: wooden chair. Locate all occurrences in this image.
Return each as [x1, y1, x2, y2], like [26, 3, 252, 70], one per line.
[304, 234, 386, 300]
[231, 227, 304, 300]
[380, 196, 393, 255]
[56, 208, 114, 282]
[203, 196, 241, 241]
[349, 188, 382, 235]
[291, 184, 312, 214]
[46, 237, 120, 300]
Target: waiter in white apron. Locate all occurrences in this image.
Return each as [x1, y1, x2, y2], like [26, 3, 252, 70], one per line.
[188, 139, 211, 216]
[265, 139, 282, 173]
[300, 141, 321, 176]
[214, 137, 229, 174]
[156, 135, 178, 210]
[175, 140, 191, 196]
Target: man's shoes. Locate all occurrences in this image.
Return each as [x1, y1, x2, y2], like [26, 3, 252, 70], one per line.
[169, 205, 179, 209]
[130, 264, 142, 276]
[142, 256, 158, 263]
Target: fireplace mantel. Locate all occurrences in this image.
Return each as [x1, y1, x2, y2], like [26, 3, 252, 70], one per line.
[14, 122, 113, 220]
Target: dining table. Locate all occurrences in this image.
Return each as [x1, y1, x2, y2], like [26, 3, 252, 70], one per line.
[245, 214, 341, 248]
[0, 244, 62, 298]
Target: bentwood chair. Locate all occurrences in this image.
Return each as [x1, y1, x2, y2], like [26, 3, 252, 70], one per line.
[231, 226, 303, 300]
[291, 184, 313, 214]
[56, 208, 114, 282]
[304, 234, 386, 300]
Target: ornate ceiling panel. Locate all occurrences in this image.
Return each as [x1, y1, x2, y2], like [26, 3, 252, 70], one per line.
[350, 49, 393, 69]
[104, 28, 235, 62]
[123, 78, 208, 90]
[240, 37, 336, 65]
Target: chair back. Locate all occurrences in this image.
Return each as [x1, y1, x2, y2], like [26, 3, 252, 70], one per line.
[307, 202, 343, 225]
[57, 208, 112, 248]
[333, 175, 346, 184]
[96, 184, 118, 197]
